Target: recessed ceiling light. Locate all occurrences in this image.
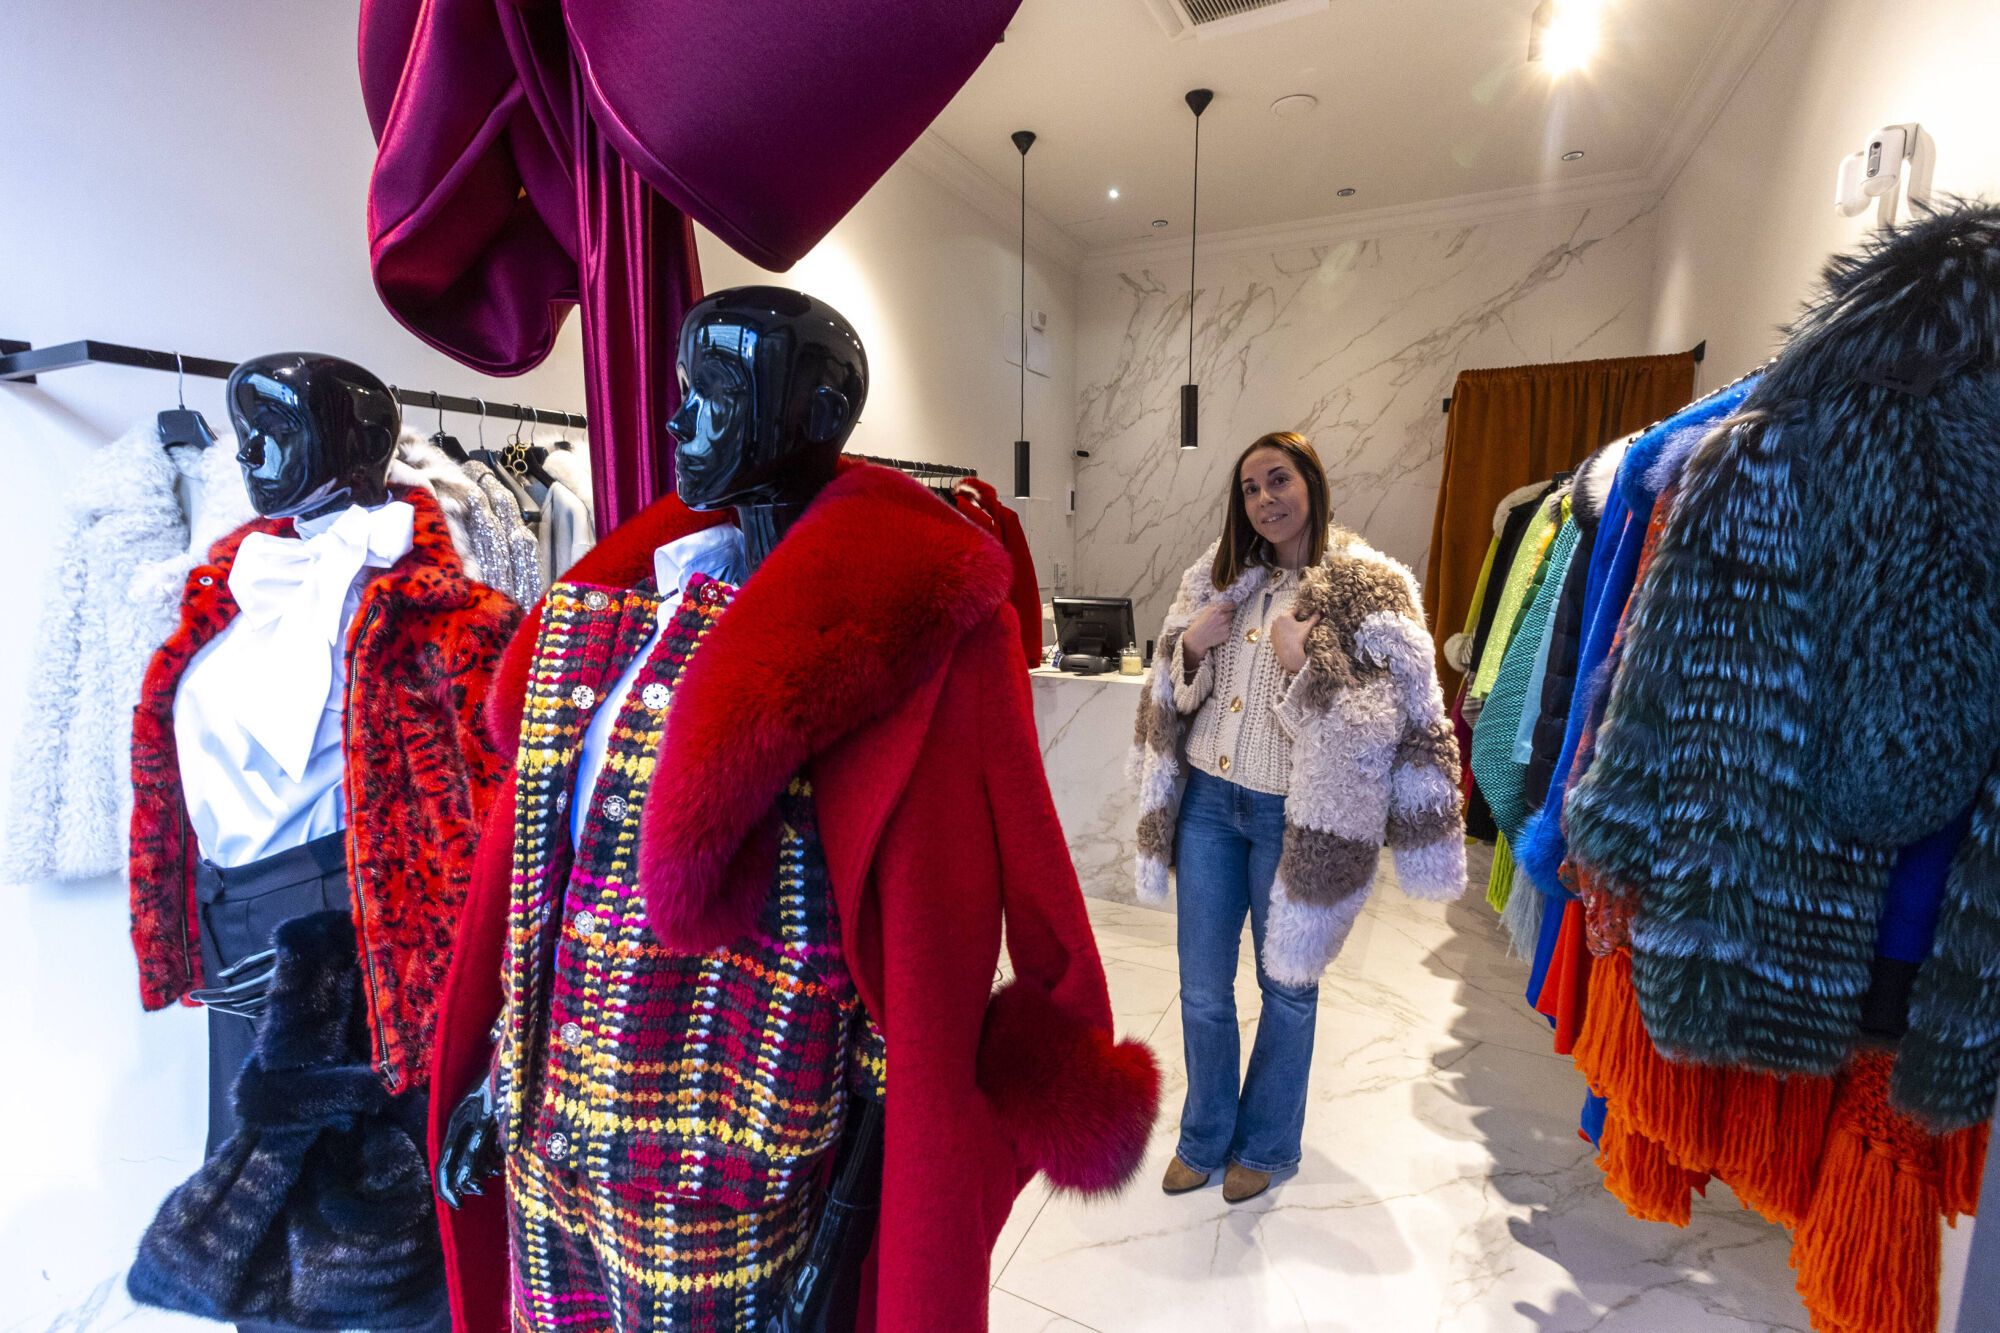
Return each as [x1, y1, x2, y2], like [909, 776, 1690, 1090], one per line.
[1108, 187, 1120, 200]
[1337, 187, 1357, 197]
[1152, 218, 1170, 228]
[1270, 93, 1319, 118]
[1561, 149, 1586, 161]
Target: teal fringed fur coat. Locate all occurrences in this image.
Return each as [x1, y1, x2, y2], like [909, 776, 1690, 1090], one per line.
[1565, 200, 2000, 1131]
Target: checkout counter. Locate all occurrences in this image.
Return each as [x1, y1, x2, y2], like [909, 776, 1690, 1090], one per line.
[1027, 594, 1152, 907]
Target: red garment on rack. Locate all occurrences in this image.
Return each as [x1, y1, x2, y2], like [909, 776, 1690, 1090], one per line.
[953, 477, 1043, 668]
[360, 0, 1020, 532]
[1535, 898, 1591, 1055]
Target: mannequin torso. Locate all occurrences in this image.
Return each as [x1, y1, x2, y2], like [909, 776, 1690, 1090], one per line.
[438, 286, 870, 1198]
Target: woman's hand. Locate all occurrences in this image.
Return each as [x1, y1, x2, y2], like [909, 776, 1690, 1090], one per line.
[1273, 609, 1322, 675]
[1181, 603, 1235, 662]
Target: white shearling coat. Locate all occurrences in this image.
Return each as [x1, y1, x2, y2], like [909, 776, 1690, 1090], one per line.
[4, 423, 252, 881]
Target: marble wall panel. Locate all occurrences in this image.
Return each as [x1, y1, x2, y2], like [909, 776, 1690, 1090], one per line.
[1073, 200, 1661, 642]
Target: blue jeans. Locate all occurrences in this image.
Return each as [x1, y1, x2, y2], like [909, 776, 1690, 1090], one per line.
[1173, 769, 1318, 1175]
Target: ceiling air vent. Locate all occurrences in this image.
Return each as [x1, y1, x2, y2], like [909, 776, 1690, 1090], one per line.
[1141, 0, 1329, 41]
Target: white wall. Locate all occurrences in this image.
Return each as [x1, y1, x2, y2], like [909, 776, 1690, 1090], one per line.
[1641, 4, 2000, 1322]
[1072, 198, 1661, 644]
[1647, 0, 2000, 382]
[697, 158, 1079, 603]
[0, 5, 589, 1329]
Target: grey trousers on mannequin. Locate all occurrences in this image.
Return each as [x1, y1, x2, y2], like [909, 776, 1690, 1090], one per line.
[195, 832, 448, 1333]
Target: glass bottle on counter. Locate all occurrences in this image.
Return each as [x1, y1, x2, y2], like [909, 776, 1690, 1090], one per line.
[1120, 641, 1143, 676]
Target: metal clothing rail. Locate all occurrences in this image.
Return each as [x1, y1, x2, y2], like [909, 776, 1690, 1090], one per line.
[1440, 342, 1706, 414]
[0, 337, 588, 428]
[852, 451, 977, 479]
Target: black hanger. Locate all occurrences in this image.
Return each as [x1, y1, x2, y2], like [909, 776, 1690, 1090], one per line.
[547, 410, 579, 454]
[157, 352, 218, 450]
[430, 391, 468, 462]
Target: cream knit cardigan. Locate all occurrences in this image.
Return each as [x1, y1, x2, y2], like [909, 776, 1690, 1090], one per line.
[1132, 528, 1468, 985]
[1172, 566, 1300, 796]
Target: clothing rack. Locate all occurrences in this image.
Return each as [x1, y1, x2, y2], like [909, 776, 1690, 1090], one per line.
[1484, 355, 1772, 528]
[1440, 342, 1706, 414]
[0, 337, 588, 428]
[853, 452, 977, 507]
[851, 451, 977, 480]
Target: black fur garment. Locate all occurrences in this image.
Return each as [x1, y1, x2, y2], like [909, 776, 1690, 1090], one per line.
[127, 910, 443, 1328]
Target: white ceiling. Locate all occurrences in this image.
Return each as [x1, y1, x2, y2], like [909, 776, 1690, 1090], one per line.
[923, 0, 1792, 263]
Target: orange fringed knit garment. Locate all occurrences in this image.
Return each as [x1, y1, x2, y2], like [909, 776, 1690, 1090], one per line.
[1562, 482, 1986, 1333]
[1573, 946, 1984, 1333]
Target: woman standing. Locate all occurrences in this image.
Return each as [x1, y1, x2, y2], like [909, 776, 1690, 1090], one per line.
[1132, 432, 1466, 1202]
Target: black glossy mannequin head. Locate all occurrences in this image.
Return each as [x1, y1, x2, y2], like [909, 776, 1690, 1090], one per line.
[667, 286, 867, 515]
[227, 353, 400, 520]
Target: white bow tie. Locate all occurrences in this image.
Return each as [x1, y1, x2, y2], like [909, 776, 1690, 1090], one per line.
[218, 502, 415, 779]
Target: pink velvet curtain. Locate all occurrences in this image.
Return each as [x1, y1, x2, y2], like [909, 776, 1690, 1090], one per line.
[360, 0, 1020, 532]
[569, 89, 701, 534]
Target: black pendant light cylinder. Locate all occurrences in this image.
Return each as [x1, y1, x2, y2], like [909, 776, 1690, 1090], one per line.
[1182, 89, 1211, 453]
[1011, 129, 1036, 498]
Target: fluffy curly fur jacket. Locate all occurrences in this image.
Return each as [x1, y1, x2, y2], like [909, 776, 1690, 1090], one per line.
[1564, 200, 2000, 1130]
[3, 424, 252, 883]
[1133, 530, 1467, 986]
[390, 428, 500, 587]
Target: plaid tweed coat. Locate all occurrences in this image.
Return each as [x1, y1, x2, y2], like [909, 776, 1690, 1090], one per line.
[429, 462, 1160, 1333]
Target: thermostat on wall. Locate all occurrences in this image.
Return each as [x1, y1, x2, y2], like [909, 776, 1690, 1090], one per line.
[1834, 122, 1932, 224]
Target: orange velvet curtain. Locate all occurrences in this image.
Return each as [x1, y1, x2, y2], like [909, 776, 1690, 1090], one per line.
[1423, 351, 1697, 694]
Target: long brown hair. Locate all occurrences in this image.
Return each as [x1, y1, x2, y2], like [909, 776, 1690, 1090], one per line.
[1210, 431, 1331, 589]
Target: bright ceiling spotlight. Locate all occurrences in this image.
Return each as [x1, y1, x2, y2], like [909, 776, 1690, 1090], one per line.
[1108, 187, 1121, 199]
[1528, 0, 1602, 76]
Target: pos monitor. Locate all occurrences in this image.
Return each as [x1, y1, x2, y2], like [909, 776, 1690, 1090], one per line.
[1052, 596, 1137, 673]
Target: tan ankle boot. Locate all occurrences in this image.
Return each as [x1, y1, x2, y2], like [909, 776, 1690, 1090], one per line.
[1161, 1157, 1210, 1195]
[1222, 1164, 1272, 1203]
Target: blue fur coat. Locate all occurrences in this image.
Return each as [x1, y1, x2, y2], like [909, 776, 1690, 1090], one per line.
[1564, 200, 2000, 1131]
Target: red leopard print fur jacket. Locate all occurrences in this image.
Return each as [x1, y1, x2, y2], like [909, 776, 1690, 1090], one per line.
[129, 486, 519, 1093]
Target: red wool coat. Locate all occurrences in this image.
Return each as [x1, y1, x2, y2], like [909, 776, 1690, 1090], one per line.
[128, 487, 519, 1092]
[430, 462, 1159, 1331]
[953, 475, 1045, 669]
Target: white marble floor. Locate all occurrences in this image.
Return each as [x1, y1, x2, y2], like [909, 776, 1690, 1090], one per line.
[990, 848, 1816, 1333]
